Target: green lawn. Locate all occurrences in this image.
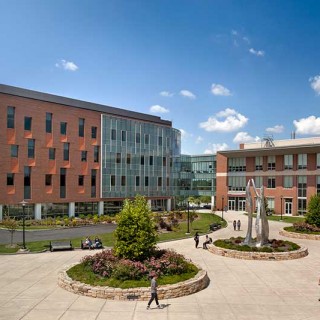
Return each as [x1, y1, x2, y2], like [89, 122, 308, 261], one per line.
[0, 213, 224, 254]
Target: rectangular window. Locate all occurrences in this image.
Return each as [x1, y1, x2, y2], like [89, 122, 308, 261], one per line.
[94, 146, 99, 162]
[145, 134, 149, 145]
[49, 148, 55, 160]
[298, 154, 307, 169]
[284, 176, 293, 188]
[63, 143, 70, 161]
[145, 176, 149, 187]
[228, 157, 246, 172]
[116, 152, 121, 164]
[24, 117, 32, 131]
[267, 198, 275, 210]
[46, 113, 52, 133]
[121, 130, 126, 142]
[158, 136, 163, 146]
[136, 176, 140, 187]
[7, 173, 14, 186]
[298, 198, 307, 216]
[111, 175, 116, 187]
[254, 176, 262, 188]
[121, 175, 126, 186]
[268, 156, 275, 170]
[317, 154, 320, 169]
[60, 168, 66, 198]
[11, 145, 18, 158]
[298, 175, 307, 197]
[136, 132, 140, 143]
[91, 170, 96, 197]
[267, 177, 276, 188]
[284, 155, 293, 170]
[28, 139, 35, 158]
[126, 153, 131, 164]
[163, 157, 166, 166]
[317, 176, 320, 194]
[255, 156, 263, 171]
[7, 106, 15, 128]
[111, 129, 116, 140]
[81, 151, 87, 162]
[45, 174, 52, 186]
[79, 118, 85, 137]
[60, 122, 67, 135]
[149, 156, 153, 166]
[78, 175, 84, 186]
[141, 155, 144, 165]
[91, 126, 97, 139]
[158, 177, 162, 187]
[24, 166, 31, 199]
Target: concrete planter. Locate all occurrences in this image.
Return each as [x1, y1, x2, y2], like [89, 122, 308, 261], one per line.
[280, 229, 320, 241]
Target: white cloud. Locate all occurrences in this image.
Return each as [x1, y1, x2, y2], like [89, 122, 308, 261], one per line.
[159, 91, 174, 97]
[211, 83, 232, 96]
[249, 48, 265, 57]
[242, 36, 250, 44]
[195, 136, 203, 144]
[231, 30, 238, 36]
[266, 125, 284, 133]
[204, 143, 229, 154]
[179, 129, 193, 140]
[309, 75, 320, 95]
[199, 108, 248, 132]
[149, 105, 169, 114]
[293, 116, 320, 135]
[180, 90, 196, 99]
[233, 132, 260, 144]
[55, 59, 79, 71]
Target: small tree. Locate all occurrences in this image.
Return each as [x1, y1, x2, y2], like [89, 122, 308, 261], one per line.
[306, 194, 320, 227]
[114, 195, 157, 261]
[2, 216, 18, 247]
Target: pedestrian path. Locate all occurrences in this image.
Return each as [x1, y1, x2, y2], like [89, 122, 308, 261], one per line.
[0, 211, 319, 320]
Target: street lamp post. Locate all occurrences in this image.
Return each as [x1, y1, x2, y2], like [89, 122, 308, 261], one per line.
[221, 196, 224, 221]
[280, 196, 283, 221]
[20, 200, 27, 250]
[186, 201, 190, 234]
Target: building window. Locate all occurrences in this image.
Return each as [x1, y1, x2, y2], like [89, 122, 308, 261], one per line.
[145, 134, 149, 145]
[267, 156, 275, 170]
[255, 156, 263, 171]
[78, 175, 84, 186]
[11, 145, 18, 158]
[158, 177, 162, 187]
[28, 139, 35, 158]
[266, 198, 275, 210]
[136, 176, 140, 187]
[298, 154, 307, 169]
[267, 177, 276, 188]
[79, 118, 85, 137]
[284, 155, 293, 170]
[60, 168, 66, 198]
[228, 157, 246, 172]
[7, 173, 14, 186]
[111, 129, 116, 140]
[94, 146, 99, 162]
[228, 176, 246, 191]
[284, 176, 293, 188]
[7, 106, 15, 129]
[121, 130, 126, 142]
[24, 166, 31, 199]
[49, 148, 55, 160]
[254, 176, 262, 188]
[45, 174, 52, 186]
[126, 153, 131, 164]
[298, 175, 307, 197]
[141, 155, 144, 165]
[149, 156, 153, 166]
[145, 176, 149, 187]
[116, 152, 121, 164]
[317, 154, 320, 169]
[121, 176, 126, 186]
[63, 143, 70, 161]
[46, 113, 52, 133]
[91, 126, 97, 139]
[317, 176, 320, 194]
[91, 170, 96, 197]
[298, 198, 307, 216]
[136, 132, 140, 143]
[24, 117, 32, 131]
[158, 136, 162, 146]
[81, 151, 87, 162]
[60, 122, 67, 135]
[163, 157, 166, 166]
[111, 175, 115, 187]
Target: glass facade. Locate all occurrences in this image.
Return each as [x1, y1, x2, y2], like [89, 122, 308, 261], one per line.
[101, 115, 181, 199]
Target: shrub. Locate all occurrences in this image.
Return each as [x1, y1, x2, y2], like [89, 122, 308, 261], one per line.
[292, 222, 320, 233]
[306, 194, 320, 227]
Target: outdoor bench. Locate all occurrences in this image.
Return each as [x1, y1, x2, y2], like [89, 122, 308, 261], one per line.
[49, 240, 73, 252]
[209, 223, 222, 231]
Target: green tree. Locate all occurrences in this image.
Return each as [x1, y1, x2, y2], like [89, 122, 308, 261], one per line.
[306, 194, 320, 227]
[2, 216, 18, 247]
[114, 195, 157, 261]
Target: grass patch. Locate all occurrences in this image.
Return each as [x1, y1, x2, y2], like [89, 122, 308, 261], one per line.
[67, 262, 198, 288]
[0, 244, 20, 253]
[284, 226, 320, 235]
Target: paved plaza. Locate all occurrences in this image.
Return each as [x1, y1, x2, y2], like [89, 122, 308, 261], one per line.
[0, 211, 319, 320]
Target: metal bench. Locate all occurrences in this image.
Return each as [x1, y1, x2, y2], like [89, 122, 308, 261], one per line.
[49, 240, 73, 252]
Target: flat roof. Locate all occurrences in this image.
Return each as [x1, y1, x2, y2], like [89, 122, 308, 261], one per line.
[0, 84, 172, 126]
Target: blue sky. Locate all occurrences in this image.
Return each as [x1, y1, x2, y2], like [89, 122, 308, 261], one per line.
[1, 0, 320, 154]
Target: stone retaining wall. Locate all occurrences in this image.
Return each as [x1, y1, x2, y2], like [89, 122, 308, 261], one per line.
[279, 229, 320, 240]
[58, 264, 209, 301]
[208, 244, 308, 260]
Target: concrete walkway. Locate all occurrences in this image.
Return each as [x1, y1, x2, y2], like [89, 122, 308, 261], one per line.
[0, 211, 319, 320]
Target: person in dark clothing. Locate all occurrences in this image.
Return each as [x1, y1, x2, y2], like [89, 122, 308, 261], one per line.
[237, 220, 241, 231]
[194, 232, 199, 248]
[147, 274, 162, 309]
[233, 220, 237, 231]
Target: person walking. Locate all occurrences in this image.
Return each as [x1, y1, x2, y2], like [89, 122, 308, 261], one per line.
[147, 274, 162, 309]
[194, 232, 199, 248]
[233, 220, 237, 231]
[318, 277, 320, 301]
[237, 219, 241, 231]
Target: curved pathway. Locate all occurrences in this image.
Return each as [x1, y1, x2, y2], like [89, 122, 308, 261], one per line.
[0, 211, 319, 320]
